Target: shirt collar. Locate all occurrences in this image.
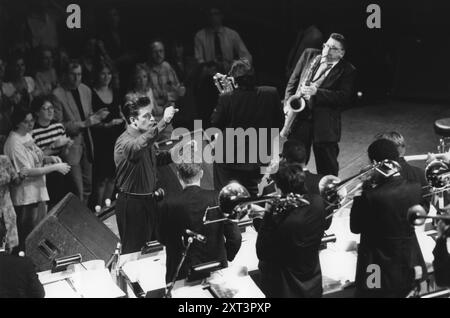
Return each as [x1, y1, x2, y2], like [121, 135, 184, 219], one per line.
[126, 125, 143, 138]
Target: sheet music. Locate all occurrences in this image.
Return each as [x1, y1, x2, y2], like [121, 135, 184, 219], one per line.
[42, 268, 125, 298]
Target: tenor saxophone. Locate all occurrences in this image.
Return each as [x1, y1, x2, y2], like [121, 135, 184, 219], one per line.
[280, 56, 320, 138]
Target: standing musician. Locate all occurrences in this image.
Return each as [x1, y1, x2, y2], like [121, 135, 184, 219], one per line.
[256, 161, 326, 298]
[210, 59, 284, 196]
[114, 95, 178, 253]
[284, 33, 356, 176]
[350, 139, 427, 297]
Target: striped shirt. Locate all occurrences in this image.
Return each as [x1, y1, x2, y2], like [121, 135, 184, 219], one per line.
[31, 121, 66, 151]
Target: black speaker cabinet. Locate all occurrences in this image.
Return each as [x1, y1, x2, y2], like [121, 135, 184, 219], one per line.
[26, 193, 119, 272]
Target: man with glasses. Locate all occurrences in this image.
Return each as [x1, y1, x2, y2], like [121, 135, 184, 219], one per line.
[284, 33, 356, 176]
[114, 94, 177, 253]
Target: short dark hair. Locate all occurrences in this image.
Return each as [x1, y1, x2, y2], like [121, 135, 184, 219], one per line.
[30, 94, 54, 114]
[229, 58, 253, 78]
[368, 139, 399, 162]
[65, 59, 81, 74]
[281, 139, 306, 164]
[122, 94, 151, 124]
[273, 162, 306, 195]
[176, 162, 203, 184]
[374, 131, 406, 150]
[330, 33, 346, 51]
[11, 106, 32, 129]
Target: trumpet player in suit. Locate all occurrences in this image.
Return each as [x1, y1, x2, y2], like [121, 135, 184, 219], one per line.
[210, 59, 284, 196]
[350, 139, 427, 298]
[284, 33, 356, 176]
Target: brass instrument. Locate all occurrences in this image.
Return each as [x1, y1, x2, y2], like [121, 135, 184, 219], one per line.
[203, 181, 309, 224]
[425, 159, 450, 189]
[407, 204, 450, 226]
[213, 73, 237, 94]
[323, 159, 402, 218]
[280, 56, 321, 138]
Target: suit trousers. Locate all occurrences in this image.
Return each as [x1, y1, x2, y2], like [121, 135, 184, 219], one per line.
[67, 144, 92, 205]
[115, 193, 159, 254]
[14, 202, 47, 253]
[289, 119, 339, 176]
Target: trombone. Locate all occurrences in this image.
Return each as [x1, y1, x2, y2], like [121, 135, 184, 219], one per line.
[203, 182, 309, 225]
[323, 159, 402, 219]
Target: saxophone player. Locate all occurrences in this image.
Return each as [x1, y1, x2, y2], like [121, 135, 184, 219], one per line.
[284, 33, 356, 176]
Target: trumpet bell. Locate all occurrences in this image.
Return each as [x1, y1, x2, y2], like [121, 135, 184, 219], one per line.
[425, 159, 450, 189]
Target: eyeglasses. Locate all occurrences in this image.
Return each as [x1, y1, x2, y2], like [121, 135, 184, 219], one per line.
[41, 106, 54, 111]
[322, 43, 342, 51]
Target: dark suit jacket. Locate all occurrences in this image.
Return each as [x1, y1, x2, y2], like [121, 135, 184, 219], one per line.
[0, 252, 45, 298]
[350, 176, 427, 297]
[210, 86, 284, 169]
[285, 48, 356, 143]
[53, 84, 94, 165]
[159, 186, 242, 283]
[398, 157, 430, 212]
[433, 236, 450, 287]
[256, 193, 326, 298]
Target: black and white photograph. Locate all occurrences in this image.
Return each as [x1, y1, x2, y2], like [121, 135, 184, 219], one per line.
[1, 0, 450, 303]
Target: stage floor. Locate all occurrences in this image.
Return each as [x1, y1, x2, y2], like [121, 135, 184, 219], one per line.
[308, 98, 450, 179]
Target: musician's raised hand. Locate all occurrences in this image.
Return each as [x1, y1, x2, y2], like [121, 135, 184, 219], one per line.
[163, 106, 179, 123]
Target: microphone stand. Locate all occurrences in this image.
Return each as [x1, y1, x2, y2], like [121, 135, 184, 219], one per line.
[164, 237, 194, 298]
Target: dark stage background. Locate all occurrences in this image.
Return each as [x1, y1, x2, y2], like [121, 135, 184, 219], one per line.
[2, 0, 450, 102]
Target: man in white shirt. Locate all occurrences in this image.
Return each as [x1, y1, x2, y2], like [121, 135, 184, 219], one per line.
[194, 7, 252, 73]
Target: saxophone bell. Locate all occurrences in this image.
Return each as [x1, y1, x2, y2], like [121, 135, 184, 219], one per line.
[280, 94, 307, 138]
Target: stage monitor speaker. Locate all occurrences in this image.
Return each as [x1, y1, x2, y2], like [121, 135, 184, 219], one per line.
[26, 193, 120, 272]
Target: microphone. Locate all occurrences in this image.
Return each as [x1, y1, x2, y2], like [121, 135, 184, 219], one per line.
[185, 229, 207, 244]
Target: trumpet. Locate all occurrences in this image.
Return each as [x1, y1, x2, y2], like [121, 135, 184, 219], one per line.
[213, 73, 236, 94]
[203, 182, 309, 224]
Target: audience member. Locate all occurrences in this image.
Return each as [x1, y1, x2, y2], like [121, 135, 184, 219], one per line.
[3, 106, 70, 251]
[0, 155, 24, 252]
[5, 53, 36, 106]
[90, 60, 124, 208]
[31, 95, 72, 208]
[194, 7, 252, 73]
[147, 40, 185, 107]
[34, 46, 59, 95]
[53, 60, 109, 205]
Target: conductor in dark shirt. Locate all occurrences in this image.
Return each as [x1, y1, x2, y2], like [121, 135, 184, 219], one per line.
[159, 160, 242, 283]
[114, 94, 178, 253]
[0, 218, 45, 298]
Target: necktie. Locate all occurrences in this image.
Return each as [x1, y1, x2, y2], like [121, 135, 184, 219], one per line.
[312, 62, 333, 82]
[214, 31, 223, 62]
